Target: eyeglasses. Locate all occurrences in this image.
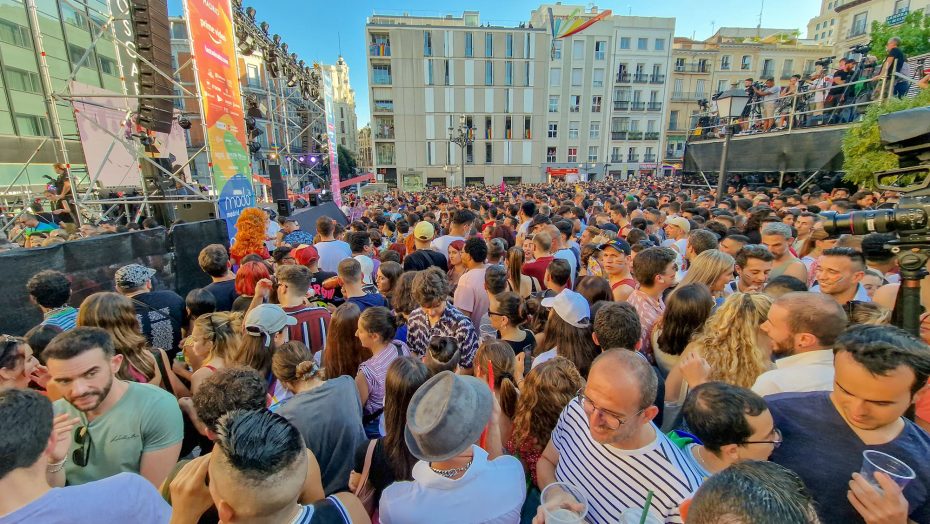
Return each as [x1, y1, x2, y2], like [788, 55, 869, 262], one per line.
[488, 311, 505, 317]
[72, 425, 92, 467]
[575, 389, 644, 430]
[741, 427, 783, 448]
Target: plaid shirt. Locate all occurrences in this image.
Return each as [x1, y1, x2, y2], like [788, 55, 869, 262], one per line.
[406, 302, 479, 368]
[626, 289, 664, 363]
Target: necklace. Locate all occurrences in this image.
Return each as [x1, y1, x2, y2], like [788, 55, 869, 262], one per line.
[429, 459, 473, 478]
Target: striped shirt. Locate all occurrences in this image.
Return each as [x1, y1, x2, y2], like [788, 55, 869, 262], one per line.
[406, 303, 479, 368]
[359, 341, 410, 415]
[282, 304, 331, 353]
[552, 400, 703, 524]
[626, 289, 664, 363]
[292, 495, 351, 523]
[42, 306, 78, 331]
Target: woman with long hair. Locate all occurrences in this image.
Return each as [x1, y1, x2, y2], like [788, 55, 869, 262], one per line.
[232, 261, 271, 312]
[664, 292, 773, 429]
[322, 303, 372, 379]
[390, 271, 419, 343]
[473, 340, 519, 444]
[229, 207, 270, 265]
[507, 357, 584, 488]
[492, 291, 536, 363]
[533, 290, 597, 377]
[376, 261, 404, 307]
[186, 311, 242, 392]
[349, 357, 430, 506]
[652, 283, 714, 377]
[488, 224, 516, 249]
[274, 340, 367, 495]
[742, 208, 773, 244]
[447, 239, 467, 292]
[506, 246, 538, 299]
[678, 250, 736, 299]
[0, 336, 42, 391]
[355, 306, 410, 438]
[234, 303, 292, 406]
[78, 292, 185, 395]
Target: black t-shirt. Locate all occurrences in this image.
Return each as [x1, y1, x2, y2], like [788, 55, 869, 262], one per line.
[888, 47, 906, 77]
[499, 328, 537, 359]
[830, 69, 852, 96]
[204, 280, 238, 312]
[309, 270, 344, 305]
[353, 438, 400, 505]
[402, 249, 449, 272]
[132, 290, 186, 358]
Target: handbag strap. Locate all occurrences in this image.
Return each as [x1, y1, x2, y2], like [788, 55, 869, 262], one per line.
[355, 439, 378, 497]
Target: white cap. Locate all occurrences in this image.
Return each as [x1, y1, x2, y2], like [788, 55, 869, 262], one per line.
[356, 255, 374, 285]
[541, 289, 591, 328]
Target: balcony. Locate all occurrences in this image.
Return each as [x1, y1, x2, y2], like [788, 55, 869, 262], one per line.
[613, 100, 630, 111]
[674, 64, 710, 73]
[373, 100, 394, 113]
[615, 72, 630, 83]
[761, 69, 775, 79]
[376, 154, 395, 165]
[650, 74, 665, 84]
[611, 131, 628, 140]
[630, 101, 646, 111]
[372, 75, 392, 86]
[569, 106, 580, 113]
[670, 91, 701, 102]
[666, 151, 683, 159]
[627, 155, 640, 162]
[374, 130, 395, 140]
[632, 73, 649, 83]
[644, 154, 657, 162]
[647, 102, 662, 111]
[645, 132, 660, 140]
[369, 43, 391, 57]
[610, 155, 623, 162]
[628, 131, 644, 140]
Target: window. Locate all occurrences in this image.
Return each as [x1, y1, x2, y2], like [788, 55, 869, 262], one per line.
[612, 147, 622, 162]
[647, 120, 656, 133]
[669, 110, 679, 130]
[426, 60, 434, 85]
[720, 55, 731, 70]
[247, 64, 261, 87]
[620, 37, 630, 50]
[552, 41, 562, 59]
[424, 31, 432, 56]
[695, 80, 706, 96]
[569, 95, 580, 112]
[782, 59, 794, 76]
[572, 40, 584, 60]
[675, 58, 686, 71]
[444, 59, 450, 85]
[816, 22, 821, 31]
[485, 142, 493, 163]
[851, 12, 867, 36]
[68, 44, 93, 68]
[16, 114, 51, 137]
[590, 121, 600, 139]
[5, 68, 41, 93]
[741, 55, 751, 70]
[485, 32, 493, 57]
[550, 68, 561, 87]
[548, 122, 558, 138]
[546, 146, 557, 162]
[673, 78, 683, 96]
[465, 32, 473, 57]
[62, 4, 88, 29]
[588, 146, 598, 162]
[524, 116, 532, 139]
[485, 61, 493, 85]
[0, 20, 33, 49]
[524, 62, 531, 87]
[591, 95, 602, 112]
[655, 38, 665, 51]
[505, 116, 512, 139]
[637, 38, 648, 50]
[373, 64, 392, 85]
[568, 121, 579, 139]
[506, 33, 513, 57]
[717, 79, 728, 93]
[549, 95, 559, 112]
[595, 41, 606, 60]
[831, 19, 835, 26]
[485, 116, 493, 139]
[567, 147, 578, 163]
[592, 69, 604, 88]
[571, 68, 582, 86]
[762, 59, 774, 77]
[426, 142, 433, 165]
[505, 61, 513, 85]
[894, 0, 909, 14]
[100, 56, 117, 76]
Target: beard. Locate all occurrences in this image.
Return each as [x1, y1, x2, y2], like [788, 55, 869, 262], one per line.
[770, 336, 796, 357]
[67, 372, 114, 413]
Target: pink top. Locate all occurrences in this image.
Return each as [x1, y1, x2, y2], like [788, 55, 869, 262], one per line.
[626, 289, 665, 363]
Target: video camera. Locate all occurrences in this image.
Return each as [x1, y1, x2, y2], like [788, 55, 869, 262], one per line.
[815, 55, 836, 68]
[850, 42, 872, 56]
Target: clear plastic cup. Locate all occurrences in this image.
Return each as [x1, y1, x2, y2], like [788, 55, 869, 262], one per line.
[860, 450, 916, 490]
[541, 482, 588, 524]
[617, 508, 664, 524]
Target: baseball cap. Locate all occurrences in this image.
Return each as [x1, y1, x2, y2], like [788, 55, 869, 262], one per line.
[667, 216, 691, 233]
[356, 255, 374, 285]
[114, 264, 156, 289]
[292, 244, 319, 266]
[597, 239, 632, 256]
[540, 289, 591, 329]
[414, 221, 435, 241]
[244, 304, 297, 345]
[600, 223, 620, 233]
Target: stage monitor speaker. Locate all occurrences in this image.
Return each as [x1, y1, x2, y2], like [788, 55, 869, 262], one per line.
[268, 163, 287, 203]
[307, 193, 319, 206]
[175, 201, 217, 222]
[132, 0, 174, 134]
[277, 198, 291, 218]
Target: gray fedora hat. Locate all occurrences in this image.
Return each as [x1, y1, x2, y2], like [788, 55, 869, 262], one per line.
[404, 371, 493, 462]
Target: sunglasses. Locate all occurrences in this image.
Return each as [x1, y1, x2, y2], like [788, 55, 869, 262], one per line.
[72, 425, 92, 467]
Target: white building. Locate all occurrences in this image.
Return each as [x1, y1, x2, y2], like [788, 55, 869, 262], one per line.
[321, 57, 359, 160]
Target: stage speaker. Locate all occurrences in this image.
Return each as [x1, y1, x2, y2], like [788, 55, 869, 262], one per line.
[132, 0, 174, 134]
[268, 163, 287, 203]
[277, 198, 291, 218]
[175, 201, 217, 222]
[307, 194, 319, 206]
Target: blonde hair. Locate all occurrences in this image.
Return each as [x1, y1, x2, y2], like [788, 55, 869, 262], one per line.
[686, 292, 773, 388]
[679, 250, 734, 291]
[77, 292, 155, 381]
[193, 311, 242, 361]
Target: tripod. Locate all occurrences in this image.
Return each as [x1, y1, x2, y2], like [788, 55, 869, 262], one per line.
[889, 241, 930, 337]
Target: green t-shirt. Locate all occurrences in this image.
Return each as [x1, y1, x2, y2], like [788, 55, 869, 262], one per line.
[24, 222, 57, 237]
[54, 381, 183, 486]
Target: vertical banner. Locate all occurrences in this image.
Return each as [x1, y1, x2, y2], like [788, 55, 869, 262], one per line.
[322, 69, 343, 207]
[184, 0, 253, 237]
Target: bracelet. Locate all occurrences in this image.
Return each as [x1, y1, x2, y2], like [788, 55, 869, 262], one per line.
[47, 458, 66, 473]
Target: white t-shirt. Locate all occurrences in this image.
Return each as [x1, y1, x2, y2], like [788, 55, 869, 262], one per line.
[752, 349, 835, 397]
[431, 235, 465, 260]
[314, 240, 352, 273]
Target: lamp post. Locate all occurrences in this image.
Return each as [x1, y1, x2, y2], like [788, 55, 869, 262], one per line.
[713, 89, 750, 198]
[448, 114, 473, 188]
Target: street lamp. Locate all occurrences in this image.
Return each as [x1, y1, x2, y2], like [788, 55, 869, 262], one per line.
[448, 114, 473, 188]
[713, 88, 751, 198]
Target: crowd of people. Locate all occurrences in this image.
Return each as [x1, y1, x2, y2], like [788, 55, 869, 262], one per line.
[2, 176, 930, 524]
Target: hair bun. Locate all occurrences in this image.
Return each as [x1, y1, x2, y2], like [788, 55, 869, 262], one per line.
[295, 360, 320, 380]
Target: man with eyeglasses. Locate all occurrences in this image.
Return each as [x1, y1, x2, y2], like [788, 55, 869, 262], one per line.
[679, 382, 781, 479]
[812, 247, 871, 305]
[534, 350, 703, 524]
[44, 327, 183, 488]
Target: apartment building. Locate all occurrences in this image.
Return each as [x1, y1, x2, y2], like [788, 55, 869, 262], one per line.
[529, 5, 675, 180]
[366, 11, 550, 189]
[358, 124, 373, 172]
[321, 57, 359, 158]
[665, 29, 827, 164]
[832, 0, 928, 53]
[807, 0, 841, 45]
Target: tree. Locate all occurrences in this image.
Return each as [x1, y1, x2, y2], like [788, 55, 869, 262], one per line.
[869, 11, 930, 62]
[337, 145, 357, 179]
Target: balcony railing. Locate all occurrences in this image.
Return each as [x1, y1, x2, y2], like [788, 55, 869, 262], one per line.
[615, 72, 630, 83]
[611, 131, 628, 140]
[369, 43, 391, 57]
[647, 102, 662, 111]
[613, 100, 630, 111]
[650, 74, 665, 84]
[374, 131, 395, 139]
[645, 132, 660, 140]
[630, 101, 646, 111]
[674, 64, 710, 73]
[628, 131, 644, 140]
[376, 155, 395, 165]
[671, 91, 701, 101]
[373, 101, 394, 112]
[372, 75, 392, 85]
[627, 155, 639, 162]
[569, 106, 580, 112]
[665, 150, 683, 159]
[644, 154, 657, 162]
[610, 155, 623, 162]
[632, 73, 649, 83]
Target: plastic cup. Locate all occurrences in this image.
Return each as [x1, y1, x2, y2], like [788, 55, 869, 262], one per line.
[860, 450, 915, 490]
[541, 482, 588, 524]
[617, 508, 664, 524]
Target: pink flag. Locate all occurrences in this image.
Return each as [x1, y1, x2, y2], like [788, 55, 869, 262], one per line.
[499, 181, 506, 193]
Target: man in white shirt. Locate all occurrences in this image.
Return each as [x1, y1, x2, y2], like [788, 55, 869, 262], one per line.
[313, 216, 352, 273]
[536, 350, 703, 524]
[810, 247, 870, 305]
[755, 291, 848, 396]
[431, 209, 474, 260]
[663, 216, 690, 262]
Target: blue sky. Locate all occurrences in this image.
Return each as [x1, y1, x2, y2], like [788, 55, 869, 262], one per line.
[167, 1, 821, 128]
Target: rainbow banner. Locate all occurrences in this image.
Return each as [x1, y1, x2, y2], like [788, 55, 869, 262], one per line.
[549, 7, 612, 39]
[184, 0, 254, 237]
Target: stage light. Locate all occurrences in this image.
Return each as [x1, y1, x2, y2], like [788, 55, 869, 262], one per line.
[237, 32, 255, 55]
[178, 116, 192, 130]
[310, 156, 318, 163]
[298, 156, 305, 162]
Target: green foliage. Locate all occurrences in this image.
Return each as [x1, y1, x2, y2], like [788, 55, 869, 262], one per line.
[869, 11, 930, 62]
[337, 144, 357, 178]
[842, 90, 930, 188]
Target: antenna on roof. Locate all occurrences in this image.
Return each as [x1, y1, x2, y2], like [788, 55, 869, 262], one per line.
[757, 0, 765, 30]
[338, 32, 342, 56]
[711, 20, 716, 35]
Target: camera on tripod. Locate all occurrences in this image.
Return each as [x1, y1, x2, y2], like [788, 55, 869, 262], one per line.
[850, 42, 872, 56]
[815, 55, 836, 68]
[697, 98, 711, 111]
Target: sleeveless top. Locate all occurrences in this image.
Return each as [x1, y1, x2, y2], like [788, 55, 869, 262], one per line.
[612, 278, 638, 291]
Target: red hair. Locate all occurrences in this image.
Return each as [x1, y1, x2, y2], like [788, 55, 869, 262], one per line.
[230, 208, 268, 261]
[235, 261, 271, 296]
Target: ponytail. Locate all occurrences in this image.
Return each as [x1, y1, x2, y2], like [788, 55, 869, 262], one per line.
[359, 306, 398, 342]
[272, 341, 322, 384]
[475, 340, 519, 419]
[506, 247, 525, 295]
